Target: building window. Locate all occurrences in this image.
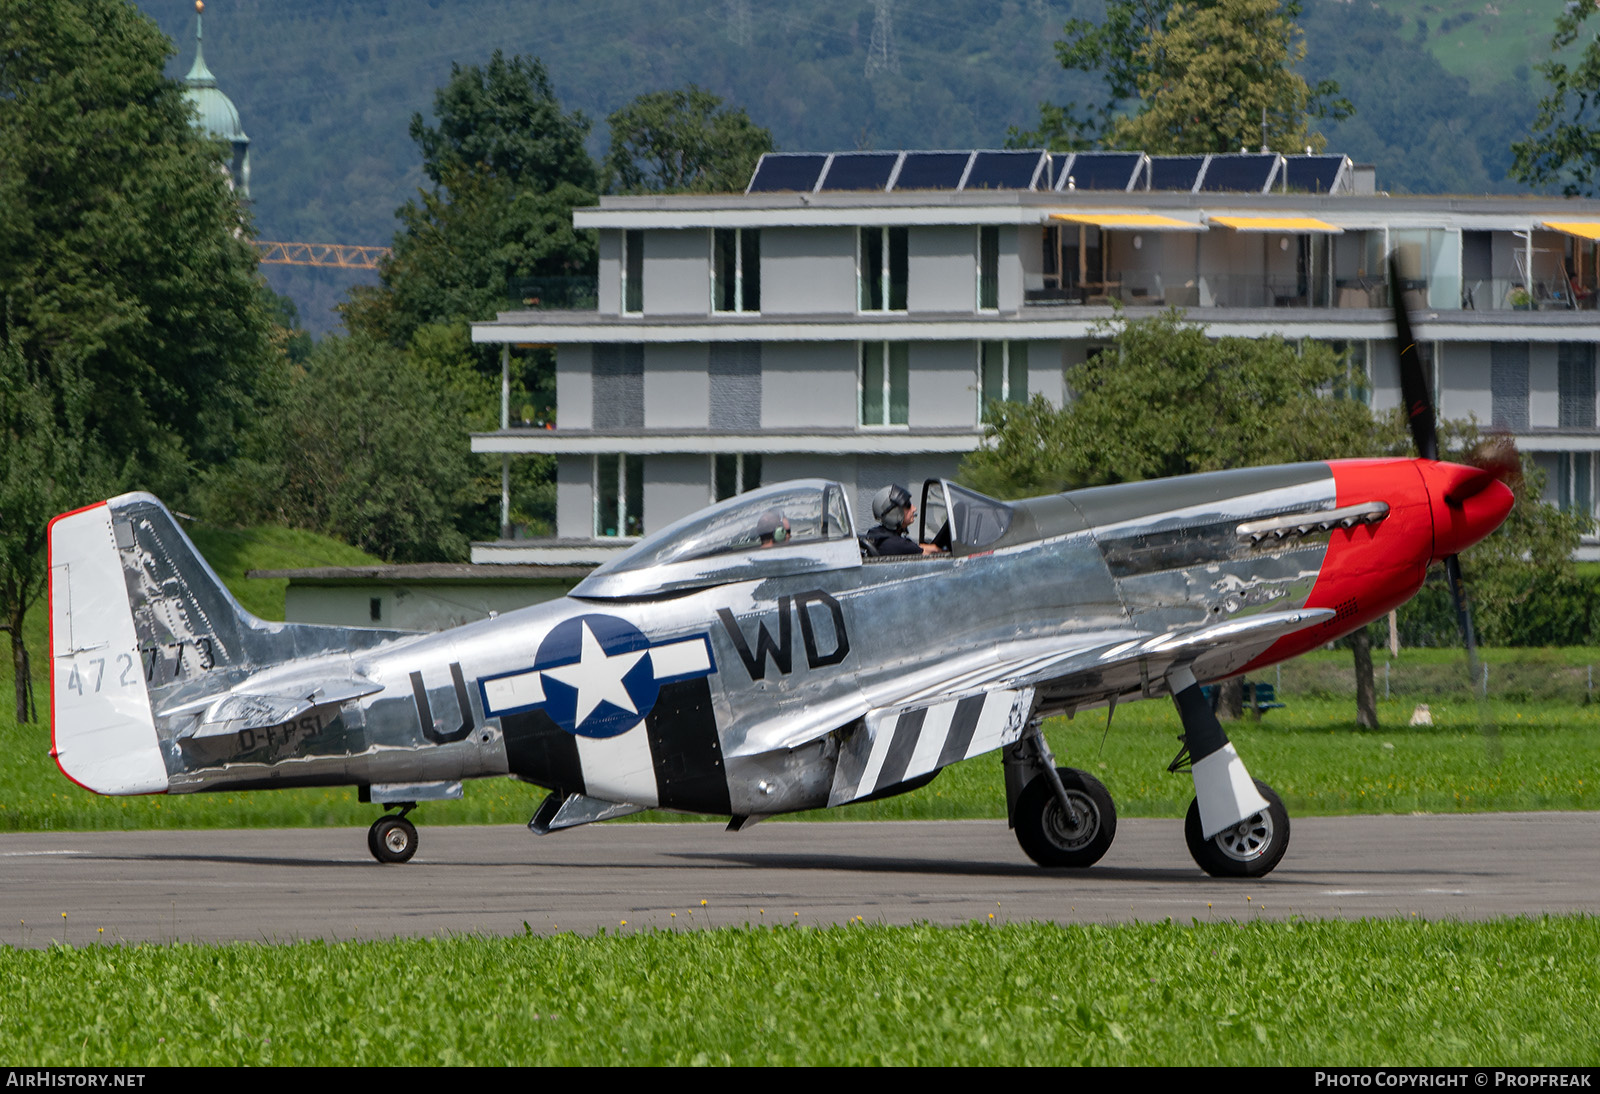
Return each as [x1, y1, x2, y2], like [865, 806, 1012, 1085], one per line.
[979, 341, 1027, 409]
[1491, 343, 1529, 431]
[1559, 342, 1596, 429]
[713, 454, 763, 501]
[713, 228, 760, 313]
[1556, 452, 1595, 518]
[1043, 224, 1101, 295]
[859, 227, 908, 311]
[860, 342, 909, 426]
[622, 230, 643, 314]
[593, 344, 644, 429]
[977, 226, 1000, 310]
[595, 454, 643, 537]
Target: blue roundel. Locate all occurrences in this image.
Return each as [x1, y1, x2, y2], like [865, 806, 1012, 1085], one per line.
[533, 614, 660, 739]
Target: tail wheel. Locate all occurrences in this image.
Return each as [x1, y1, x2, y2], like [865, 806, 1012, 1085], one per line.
[1015, 767, 1117, 868]
[1184, 779, 1289, 878]
[369, 816, 418, 864]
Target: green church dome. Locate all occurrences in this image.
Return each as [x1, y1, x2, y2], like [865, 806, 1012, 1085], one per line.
[180, 2, 250, 196]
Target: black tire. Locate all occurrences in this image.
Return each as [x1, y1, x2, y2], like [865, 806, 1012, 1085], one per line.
[370, 816, 418, 864]
[1014, 767, 1117, 868]
[1184, 779, 1289, 878]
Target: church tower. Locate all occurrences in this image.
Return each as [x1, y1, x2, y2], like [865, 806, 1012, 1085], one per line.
[181, 1, 251, 199]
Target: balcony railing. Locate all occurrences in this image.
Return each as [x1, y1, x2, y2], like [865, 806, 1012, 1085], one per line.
[1463, 277, 1598, 311]
[506, 276, 598, 311]
[1027, 273, 1335, 309]
[1026, 271, 1600, 312]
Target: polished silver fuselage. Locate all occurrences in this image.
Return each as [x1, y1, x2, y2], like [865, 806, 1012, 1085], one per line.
[151, 464, 1339, 816]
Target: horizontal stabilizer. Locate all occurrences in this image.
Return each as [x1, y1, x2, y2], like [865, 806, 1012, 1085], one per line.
[164, 677, 384, 739]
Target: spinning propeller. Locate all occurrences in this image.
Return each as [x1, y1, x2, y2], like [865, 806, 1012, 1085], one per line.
[1389, 255, 1519, 744]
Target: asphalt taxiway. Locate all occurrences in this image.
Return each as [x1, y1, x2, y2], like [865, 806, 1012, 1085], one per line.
[1, 814, 1594, 947]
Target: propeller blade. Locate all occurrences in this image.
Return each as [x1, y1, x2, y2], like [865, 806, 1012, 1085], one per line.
[1389, 254, 1437, 461]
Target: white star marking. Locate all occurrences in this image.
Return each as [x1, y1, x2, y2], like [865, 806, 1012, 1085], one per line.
[540, 622, 647, 729]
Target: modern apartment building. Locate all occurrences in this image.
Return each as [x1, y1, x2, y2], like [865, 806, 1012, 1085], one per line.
[469, 149, 1600, 563]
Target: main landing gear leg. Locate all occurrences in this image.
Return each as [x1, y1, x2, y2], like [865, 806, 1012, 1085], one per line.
[1004, 720, 1117, 868]
[1166, 666, 1289, 878]
[368, 803, 419, 864]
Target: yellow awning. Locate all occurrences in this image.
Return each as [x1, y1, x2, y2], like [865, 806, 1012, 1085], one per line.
[1051, 212, 1204, 231]
[1542, 220, 1600, 241]
[1209, 215, 1342, 233]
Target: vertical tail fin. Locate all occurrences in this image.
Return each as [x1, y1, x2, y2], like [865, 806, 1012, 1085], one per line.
[51, 493, 416, 795]
[48, 492, 260, 795]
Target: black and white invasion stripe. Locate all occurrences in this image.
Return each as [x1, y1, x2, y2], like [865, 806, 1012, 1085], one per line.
[828, 687, 1036, 807]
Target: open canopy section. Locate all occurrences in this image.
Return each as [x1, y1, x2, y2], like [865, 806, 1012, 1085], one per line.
[572, 480, 859, 599]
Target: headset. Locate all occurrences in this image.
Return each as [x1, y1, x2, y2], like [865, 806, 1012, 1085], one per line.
[872, 483, 913, 532]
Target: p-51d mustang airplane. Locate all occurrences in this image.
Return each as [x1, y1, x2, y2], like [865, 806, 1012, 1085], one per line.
[46, 285, 1514, 878]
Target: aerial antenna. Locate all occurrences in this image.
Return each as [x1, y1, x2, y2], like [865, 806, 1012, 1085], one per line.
[865, 0, 900, 78]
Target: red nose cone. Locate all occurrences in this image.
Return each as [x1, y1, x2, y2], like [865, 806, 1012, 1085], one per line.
[1419, 461, 1515, 559]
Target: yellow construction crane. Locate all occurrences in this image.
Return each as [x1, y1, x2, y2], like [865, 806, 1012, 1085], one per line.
[254, 241, 391, 270]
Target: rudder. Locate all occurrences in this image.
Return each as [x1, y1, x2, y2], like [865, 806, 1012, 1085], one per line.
[48, 493, 258, 795]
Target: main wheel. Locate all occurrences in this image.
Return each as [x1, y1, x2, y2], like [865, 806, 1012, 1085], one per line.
[369, 816, 418, 864]
[1184, 779, 1289, 878]
[1014, 767, 1117, 868]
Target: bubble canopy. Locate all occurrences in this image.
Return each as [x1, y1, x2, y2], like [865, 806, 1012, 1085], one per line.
[571, 480, 860, 599]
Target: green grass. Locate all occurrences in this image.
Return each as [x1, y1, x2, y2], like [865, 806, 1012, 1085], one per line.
[2, 918, 1596, 1065]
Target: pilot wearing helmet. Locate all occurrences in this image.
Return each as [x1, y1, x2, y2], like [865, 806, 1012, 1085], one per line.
[755, 509, 791, 548]
[862, 483, 935, 557]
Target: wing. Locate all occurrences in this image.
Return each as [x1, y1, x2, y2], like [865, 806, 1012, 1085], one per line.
[728, 607, 1335, 807]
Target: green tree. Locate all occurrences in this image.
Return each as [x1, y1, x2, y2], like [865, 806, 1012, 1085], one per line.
[1511, 3, 1600, 194]
[1015, 0, 1348, 152]
[411, 51, 596, 193]
[1111, 0, 1330, 154]
[960, 309, 1386, 498]
[0, 0, 277, 496]
[344, 52, 598, 349]
[0, 334, 110, 722]
[345, 167, 597, 349]
[204, 335, 492, 563]
[604, 85, 774, 194]
[0, 0, 277, 719]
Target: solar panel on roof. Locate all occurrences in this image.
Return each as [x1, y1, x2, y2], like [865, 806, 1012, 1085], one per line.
[1199, 154, 1280, 193]
[892, 151, 972, 190]
[818, 152, 900, 191]
[964, 150, 1045, 190]
[1283, 155, 1348, 194]
[746, 153, 828, 193]
[1056, 152, 1143, 191]
[1149, 155, 1207, 191]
